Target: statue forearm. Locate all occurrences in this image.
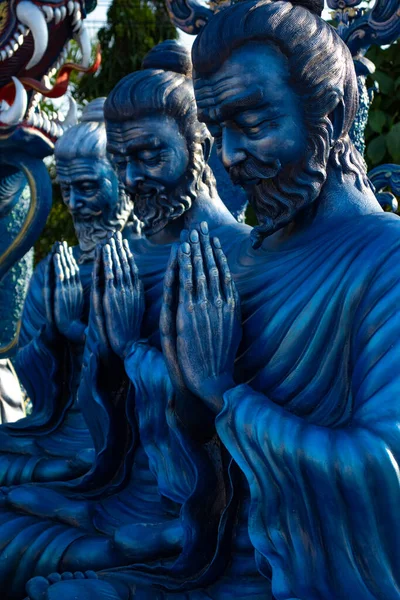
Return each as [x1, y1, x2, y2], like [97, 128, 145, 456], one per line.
[215, 382, 400, 599]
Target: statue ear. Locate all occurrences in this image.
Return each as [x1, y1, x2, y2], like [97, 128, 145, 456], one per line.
[329, 98, 345, 145]
[201, 136, 212, 164]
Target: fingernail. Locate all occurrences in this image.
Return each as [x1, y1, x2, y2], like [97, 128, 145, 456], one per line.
[200, 221, 208, 234]
[181, 242, 191, 255]
[180, 229, 189, 242]
[213, 237, 221, 249]
[190, 230, 199, 243]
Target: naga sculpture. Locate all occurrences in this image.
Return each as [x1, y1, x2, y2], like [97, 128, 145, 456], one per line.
[0, 0, 98, 420]
[14, 2, 400, 599]
[0, 97, 139, 487]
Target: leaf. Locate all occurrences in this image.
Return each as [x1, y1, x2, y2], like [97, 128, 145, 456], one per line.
[395, 75, 400, 90]
[373, 71, 394, 96]
[367, 135, 387, 165]
[368, 110, 387, 133]
[386, 123, 400, 162]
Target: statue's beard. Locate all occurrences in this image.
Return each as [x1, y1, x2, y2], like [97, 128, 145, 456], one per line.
[73, 192, 133, 263]
[133, 158, 201, 237]
[231, 124, 331, 249]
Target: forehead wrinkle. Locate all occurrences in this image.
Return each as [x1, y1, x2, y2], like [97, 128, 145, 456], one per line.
[198, 86, 266, 123]
[107, 134, 162, 155]
[194, 77, 237, 105]
[56, 159, 105, 180]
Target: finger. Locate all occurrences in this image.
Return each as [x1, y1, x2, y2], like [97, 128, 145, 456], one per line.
[123, 240, 140, 291]
[180, 229, 189, 244]
[58, 243, 71, 281]
[44, 254, 54, 321]
[199, 221, 221, 304]
[189, 229, 207, 303]
[102, 244, 114, 285]
[160, 243, 179, 338]
[68, 247, 81, 285]
[212, 237, 234, 304]
[178, 242, 194, 307]
[115, 232, 131, 286]
[65, 244, 77, 282]
[91, 245, 102, 312]
[54, 253, 64, 283]
[109, 237, 123, 286]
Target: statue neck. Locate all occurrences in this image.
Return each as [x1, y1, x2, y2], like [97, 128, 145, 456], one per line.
[147, 182, 238, 245]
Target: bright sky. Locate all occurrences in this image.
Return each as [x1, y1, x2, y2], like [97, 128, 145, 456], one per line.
[85, 1, 332, 45]
[85, 0, 196, 47]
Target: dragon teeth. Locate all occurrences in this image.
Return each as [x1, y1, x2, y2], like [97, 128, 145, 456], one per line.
[0, 1, 83, 63]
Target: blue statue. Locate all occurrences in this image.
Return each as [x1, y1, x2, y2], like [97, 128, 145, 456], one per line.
[0, 98, 140, 486]
[18, 3, 400, 599]
[0, 41, 260, 600]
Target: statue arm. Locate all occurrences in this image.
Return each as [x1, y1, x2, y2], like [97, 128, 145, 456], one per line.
[13, 256, 63, 421]
[214, 263, 400, 599]
[124, 340, 199, 504]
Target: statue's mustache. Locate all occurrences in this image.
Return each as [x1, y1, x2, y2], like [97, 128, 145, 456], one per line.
[230, 157, 282, 186]
[135, 179, 166, 196]
[70, 207, 103, 221]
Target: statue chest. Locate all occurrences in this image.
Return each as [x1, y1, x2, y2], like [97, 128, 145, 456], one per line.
[230, 234, 375, 428]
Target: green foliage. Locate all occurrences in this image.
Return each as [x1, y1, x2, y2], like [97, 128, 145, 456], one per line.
[365, 42, 400, 169]
[34, 161, 77, 265]
[75, 0, 178, 102]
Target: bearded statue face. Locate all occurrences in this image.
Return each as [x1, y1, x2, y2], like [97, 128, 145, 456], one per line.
[56, 156, 133, 261]
[194, 42, 331, 247]
[106, 114, 197, 237]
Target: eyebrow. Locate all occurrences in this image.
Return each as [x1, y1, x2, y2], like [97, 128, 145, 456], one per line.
[198, 88, 266, 123]
[57, 174, 100, 183]
[107, 134, 162, 155]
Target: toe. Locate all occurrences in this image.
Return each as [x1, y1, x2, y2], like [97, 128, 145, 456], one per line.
[25, 576, 50, 600]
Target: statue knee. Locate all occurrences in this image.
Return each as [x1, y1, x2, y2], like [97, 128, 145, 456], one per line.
[25, 572, 122, 600]
[114, 518, 184, 560]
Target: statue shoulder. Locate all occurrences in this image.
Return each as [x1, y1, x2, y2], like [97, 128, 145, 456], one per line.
[352, 213, 400, 321]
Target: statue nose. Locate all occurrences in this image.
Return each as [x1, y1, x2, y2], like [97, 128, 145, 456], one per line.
[221, 128, 247, 170]
[68, 190, 84, 211]
[125, 163, 144, 192]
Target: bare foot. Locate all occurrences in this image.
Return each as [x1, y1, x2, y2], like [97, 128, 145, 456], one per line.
[25, 571, 122, 600]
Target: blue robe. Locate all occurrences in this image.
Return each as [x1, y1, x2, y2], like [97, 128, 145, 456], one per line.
[0, 250, 94, 485]
[44, 212, 400, 600]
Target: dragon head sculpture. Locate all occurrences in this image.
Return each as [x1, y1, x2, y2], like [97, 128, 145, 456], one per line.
[0, 0, 97, 156]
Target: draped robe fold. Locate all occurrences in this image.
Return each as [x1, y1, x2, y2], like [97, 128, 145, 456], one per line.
[0, 251, 94, 485]
[67, 212, 400, 600]
[1, 225, 269, 600]
[6, 213, 400, 600]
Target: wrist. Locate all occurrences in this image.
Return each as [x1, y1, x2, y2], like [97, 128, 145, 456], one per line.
[40, 322, 59, 346]
[200, 373, 235, 413]
[124, 338, 151, 361]
[65, 320, 86, 345]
